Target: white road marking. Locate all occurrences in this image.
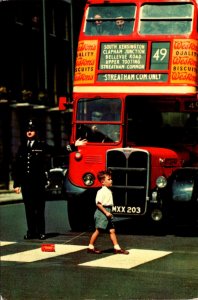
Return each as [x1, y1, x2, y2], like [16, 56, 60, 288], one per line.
[1, 244, 87, 263]
[1, 241, 172, 269]
[0, 241, 17, 246]
[79, 249, 172, 269]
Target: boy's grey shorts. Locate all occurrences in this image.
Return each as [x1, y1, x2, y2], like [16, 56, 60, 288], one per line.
[94, 207, 114, 230]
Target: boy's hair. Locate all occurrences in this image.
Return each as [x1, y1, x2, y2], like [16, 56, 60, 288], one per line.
[97, 169, 112, 182]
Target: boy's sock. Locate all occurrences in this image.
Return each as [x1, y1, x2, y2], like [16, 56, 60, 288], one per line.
[88, 244, 94, 249]
[114, 244, 121, 250]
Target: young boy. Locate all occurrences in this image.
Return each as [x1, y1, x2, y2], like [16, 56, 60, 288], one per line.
[87, 170, 129, 254]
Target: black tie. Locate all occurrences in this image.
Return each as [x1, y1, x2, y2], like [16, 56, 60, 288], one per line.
[27, 140, 32, 148]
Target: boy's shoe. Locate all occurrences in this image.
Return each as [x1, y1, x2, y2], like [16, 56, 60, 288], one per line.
[87, 248, 102, 254]
[114, 248, 129, 255]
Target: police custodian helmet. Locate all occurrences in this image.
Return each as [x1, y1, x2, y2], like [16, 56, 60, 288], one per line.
[26, 119, 37, 131]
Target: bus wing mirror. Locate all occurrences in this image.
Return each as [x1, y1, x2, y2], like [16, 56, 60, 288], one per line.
[59, 96, 73, 111]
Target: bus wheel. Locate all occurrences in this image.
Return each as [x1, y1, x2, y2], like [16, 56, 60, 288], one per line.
[67, 199, 94, 232]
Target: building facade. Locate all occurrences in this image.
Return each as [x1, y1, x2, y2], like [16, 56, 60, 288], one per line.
[0, 0, 86, 189]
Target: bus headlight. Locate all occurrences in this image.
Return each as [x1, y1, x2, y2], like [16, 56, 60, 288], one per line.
[75, 151, 82, 161]
[156, 176, 167, 188]
[151, 209, 163, 222]
[83, 173, 95, 186]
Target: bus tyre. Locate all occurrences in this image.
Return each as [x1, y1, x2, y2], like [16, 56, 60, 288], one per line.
[67, 199, 94, 231]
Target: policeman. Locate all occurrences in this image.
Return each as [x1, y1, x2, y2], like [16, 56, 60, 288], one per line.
[13, 119, 49, 240]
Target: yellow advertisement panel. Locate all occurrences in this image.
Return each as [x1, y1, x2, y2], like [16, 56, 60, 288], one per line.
[74, 40, 98, 85]
[171, 39, 198, 85]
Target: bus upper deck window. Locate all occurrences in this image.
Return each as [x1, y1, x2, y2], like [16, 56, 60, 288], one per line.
[139, 3, 193, 35]
[85, 5, 136, 36]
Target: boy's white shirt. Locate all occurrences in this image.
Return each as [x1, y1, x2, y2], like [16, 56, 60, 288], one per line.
[95, 186, 113, 206]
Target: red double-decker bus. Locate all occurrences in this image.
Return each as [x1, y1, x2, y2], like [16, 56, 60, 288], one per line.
[60, 0, 198, 231]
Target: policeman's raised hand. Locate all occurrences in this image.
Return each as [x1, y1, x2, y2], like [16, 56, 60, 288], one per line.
[75, 138, 87, 146]
[14, 187, 21, 194]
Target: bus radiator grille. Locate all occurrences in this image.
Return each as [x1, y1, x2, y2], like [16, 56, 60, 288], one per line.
[106, 149, 149, 210]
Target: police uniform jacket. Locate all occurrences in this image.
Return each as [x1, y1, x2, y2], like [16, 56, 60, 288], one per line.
[13, 139, 48, 189]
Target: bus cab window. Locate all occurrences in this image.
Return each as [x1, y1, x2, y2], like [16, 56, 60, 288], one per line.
[76, 98, 121, 143]
[76, 124, 120, 143]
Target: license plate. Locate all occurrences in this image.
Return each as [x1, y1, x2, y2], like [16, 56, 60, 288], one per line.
[112, 206, 141, 214]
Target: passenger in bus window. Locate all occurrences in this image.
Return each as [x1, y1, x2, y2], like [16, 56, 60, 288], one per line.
[113, 16, 131, 35]
[102, 103, 121, 121]
[90, 14, 108, 35]
[90, 111, 109, 142]
[91, 110, 103, 121]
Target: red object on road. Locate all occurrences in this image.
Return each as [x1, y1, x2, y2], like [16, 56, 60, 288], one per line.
[41, 244, 55, 252]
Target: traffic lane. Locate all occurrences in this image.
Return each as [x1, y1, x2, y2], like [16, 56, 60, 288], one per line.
[1, 196, 197, 237]
[1, 200, 198, 299]
[1, 204, 198, 299]
[1, 233, 198, 300]
[0, 200, 71, 241]
[0, 199, 197, 247]
[1, 259, 197, 300]
[0, 198, 197, 242]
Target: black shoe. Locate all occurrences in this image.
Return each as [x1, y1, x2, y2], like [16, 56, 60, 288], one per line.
[39, 234, 47, 240]
[24, 233, 37, 240]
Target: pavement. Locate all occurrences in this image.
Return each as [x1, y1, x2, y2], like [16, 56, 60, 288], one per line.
[0, 181, 22, 205]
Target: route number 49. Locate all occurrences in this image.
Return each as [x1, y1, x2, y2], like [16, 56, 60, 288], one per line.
[153, 48, 168, 61]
